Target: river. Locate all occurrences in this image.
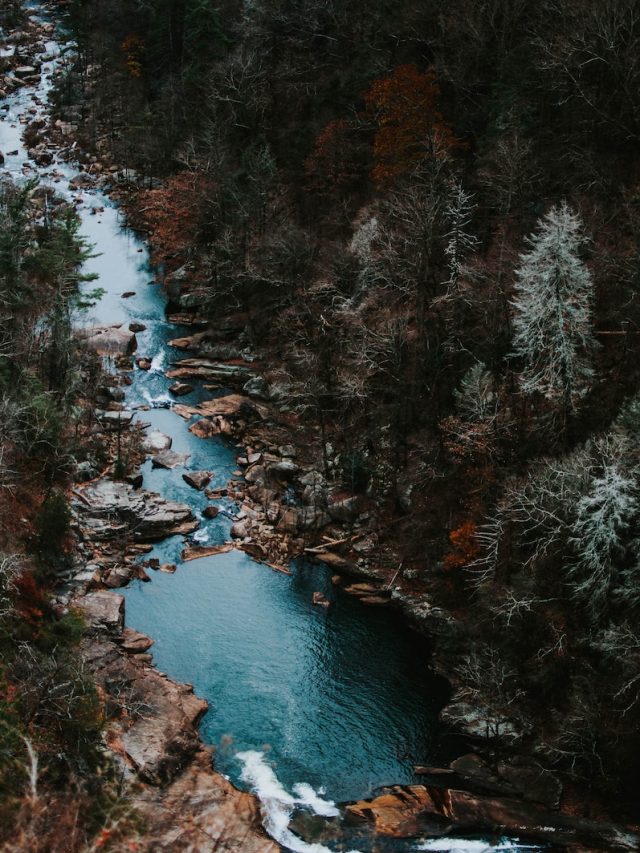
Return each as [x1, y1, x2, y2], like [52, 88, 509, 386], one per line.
[1, 8, 541, 852]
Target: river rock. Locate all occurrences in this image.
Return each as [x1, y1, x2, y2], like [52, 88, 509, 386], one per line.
[129, 321, 147, 333]
[152, 450, 190, 469]
[196, 393, 269, 420]
[77, 591, 124, 632]
[312, 591, 330, 607]
[142, 430, 172, 453]
[182, 470, 211, 491]
[119, 627, 154, 653]
[95, 409, 134, 429]
[82, 325, 137, 355]
[137, 357, 152, 370]
[344, 784, 640, 850]
[82, 636, 206, 785]
[14, 65, 37, 78]
[202, 504, 219, 519]
[133, 746, 278, 852]
[74, 480, 197, 541]
[245, 464, 267, 485]
[327, 492, 362, 523]
[169, 381, 193, 396]
[268, 460, 300, 479]
[297, 506, 331, 530]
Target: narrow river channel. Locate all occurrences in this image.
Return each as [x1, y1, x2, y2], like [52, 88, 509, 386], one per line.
[1, 8, 541, 852]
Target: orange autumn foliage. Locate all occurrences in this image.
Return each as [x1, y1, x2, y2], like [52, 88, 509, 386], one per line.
[364, 64, 459, 183]
[13, 572, 47, 625]
[443, 520, 480, 571]
[121, 34, 144, 78]
[305, 118, 368, 192]
[135, 171, 212, 270]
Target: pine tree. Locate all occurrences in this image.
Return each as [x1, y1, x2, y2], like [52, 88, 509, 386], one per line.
[510, 202, 597, 418]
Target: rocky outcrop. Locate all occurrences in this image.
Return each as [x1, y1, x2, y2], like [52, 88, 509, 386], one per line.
[76, 590, 124, 632]
[73, 480, 197, 541]
[152, 450, 190, 469]
[142, 430, 173, 453]
[182, 471, 212, 490]
[79, 630, 276, 852]
[344, 784, 640, 850]
[81, 324, 137, 355]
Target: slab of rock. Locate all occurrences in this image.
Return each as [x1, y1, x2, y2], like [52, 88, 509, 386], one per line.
[327, 492, 362, 523]
[181, 543, 234, 562]
[74, 480, 197, 541]
[82, 325, 137, 356]
[142, 430, 172, 453]
[134, 747, 278, 853]
[120, 627, 154, 653]
[76, 591, 124, 632]
[345, 784, 640, 851]
[197, 393, 269, 420]
[182, 470, 211, 491]
[166, 359, 255, 385]
[95, 409, 134, 429]
[169, 381, 193, 396]
[268, 460, 300, 479]
[152, 450, 190, 470]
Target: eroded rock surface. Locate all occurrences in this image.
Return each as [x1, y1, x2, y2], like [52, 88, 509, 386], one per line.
[74, 479, 197, 540]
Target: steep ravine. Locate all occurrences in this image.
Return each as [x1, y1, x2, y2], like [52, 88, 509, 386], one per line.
[2, 5, 639, 853]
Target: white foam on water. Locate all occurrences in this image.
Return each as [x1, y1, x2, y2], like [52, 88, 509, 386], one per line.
[416, 839, 540, 852]
[149, 350, 167, 373]
[193, 528, 210, 544]
[236, 750, 360, 853]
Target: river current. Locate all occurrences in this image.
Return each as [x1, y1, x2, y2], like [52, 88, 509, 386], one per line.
[1, 9, 541, 852]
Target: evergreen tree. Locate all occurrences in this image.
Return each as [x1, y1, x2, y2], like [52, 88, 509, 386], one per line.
[510, 202, 597, 419]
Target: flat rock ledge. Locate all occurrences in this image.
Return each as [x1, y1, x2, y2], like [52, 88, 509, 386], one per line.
[344, 785, 640, 851]
[73, 479, 198, 541]
[75, 596, 277, 852]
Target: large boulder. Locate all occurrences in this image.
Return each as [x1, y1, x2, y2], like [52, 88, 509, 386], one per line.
[327, 492, 362, 523]
[152, 450, 190, 469]
[77, 591, 124, 632]
[82, 325, 137, 356]
[74, 480, 197, 541]
[142, 430, 172, 453]
[182, 471, 212, 491]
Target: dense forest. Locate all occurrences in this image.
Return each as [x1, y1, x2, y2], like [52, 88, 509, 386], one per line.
[3, 0, 640, 848]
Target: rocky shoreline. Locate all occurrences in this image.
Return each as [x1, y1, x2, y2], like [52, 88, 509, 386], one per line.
[3, 3, 639, 851]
